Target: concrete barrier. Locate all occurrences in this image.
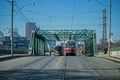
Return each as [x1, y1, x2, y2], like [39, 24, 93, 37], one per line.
[111, 51, 120, 58]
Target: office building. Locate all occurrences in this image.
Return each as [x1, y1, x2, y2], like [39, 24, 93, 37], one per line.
[26, 22, 36, 40]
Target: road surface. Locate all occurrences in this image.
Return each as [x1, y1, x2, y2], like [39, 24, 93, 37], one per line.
[0, 56, 120, 80]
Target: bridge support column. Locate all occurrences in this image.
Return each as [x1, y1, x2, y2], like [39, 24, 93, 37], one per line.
[40, 39, 45, 55]
[38, 39, 40, 54]
[93, 31, 98, 55]
[84, 31, 97, 56]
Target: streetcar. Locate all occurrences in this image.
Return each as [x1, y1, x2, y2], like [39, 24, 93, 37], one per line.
[54, 45, 63, 56]
[64, 40, 76, 56]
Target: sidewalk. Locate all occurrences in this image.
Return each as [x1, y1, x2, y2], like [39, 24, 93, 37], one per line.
[97, 53, 120, 63]
[0, 54, 30, 61]
[102, 56, 120, 63]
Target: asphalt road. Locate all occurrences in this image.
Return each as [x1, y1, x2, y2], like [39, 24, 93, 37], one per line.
[0, 56, 120, 80]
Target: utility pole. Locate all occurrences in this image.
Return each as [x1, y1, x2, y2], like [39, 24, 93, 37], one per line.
[102, 9, 107, 51]
[11, 0, 14, 56]
[108, 0, 112, 56]
[88, 0, 112, 56]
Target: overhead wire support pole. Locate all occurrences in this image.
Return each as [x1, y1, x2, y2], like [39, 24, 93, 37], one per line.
[102, 9, 107, 51]
[108, 0, 112, 57]
[11, 0, 14, 56]
[88, 0, 112, 57]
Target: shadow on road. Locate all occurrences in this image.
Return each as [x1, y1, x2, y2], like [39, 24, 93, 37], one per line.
[0, 69, 120, 80]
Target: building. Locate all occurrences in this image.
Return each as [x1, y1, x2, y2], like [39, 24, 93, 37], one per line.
[8, 28, 20, 37]
[0, 31, 4, 38]
[13, 28, 20, 37]
[0, 36, 29, 50]
[26, 22, 36, 40]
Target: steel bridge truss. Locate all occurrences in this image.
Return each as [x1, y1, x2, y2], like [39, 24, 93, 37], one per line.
[29, 29, 97, 56]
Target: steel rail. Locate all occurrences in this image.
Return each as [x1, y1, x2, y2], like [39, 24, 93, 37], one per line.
[27, 57, 57, 80]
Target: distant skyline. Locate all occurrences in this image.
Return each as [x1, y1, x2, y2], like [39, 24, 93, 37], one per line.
[0, 0, 120, 43]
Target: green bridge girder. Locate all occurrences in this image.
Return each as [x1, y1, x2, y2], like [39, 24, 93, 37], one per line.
[29, 31, 45, 55]
[29, 29, 98, 56]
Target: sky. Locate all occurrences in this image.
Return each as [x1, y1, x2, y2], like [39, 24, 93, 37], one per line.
[0, 0, 120, 43]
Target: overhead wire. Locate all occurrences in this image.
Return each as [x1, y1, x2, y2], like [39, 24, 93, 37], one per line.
[38, 0, 48, 16]
[14, 0, 103, 29]
[24, 0, 102, 25]
[71, 0, 76, 29]
[14, 0, 29, 23]
[5, 0, 11, 3]
[15, 10, 26, 22]
[38, 0, 53, 25]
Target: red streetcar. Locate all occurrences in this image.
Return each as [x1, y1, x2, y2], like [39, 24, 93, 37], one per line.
[64, 40, 76, 56]
[54, 45, 63, 56]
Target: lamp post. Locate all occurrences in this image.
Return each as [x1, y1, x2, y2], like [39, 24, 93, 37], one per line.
[10, 0, 35, 56]
[88, 0, 112, 56]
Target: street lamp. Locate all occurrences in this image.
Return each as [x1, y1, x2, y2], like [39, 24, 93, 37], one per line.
[11, 0, 35, 56]
[88, 0, 112, 56]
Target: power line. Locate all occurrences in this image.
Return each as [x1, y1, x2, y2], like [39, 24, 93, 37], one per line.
[15, 10, 26, 22]
[5, 0, 11, 3]
[71, 0, 76, 28]
[38, 0, 48, 16]
[27, 10, 48, 16]
[38, 0, 53, 24]
[14, 1, 29, 22]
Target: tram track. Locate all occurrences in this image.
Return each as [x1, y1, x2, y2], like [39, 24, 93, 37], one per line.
[84, 57, 120, 80]
[0, 56, 120, 80]
[62, 56, 67, 80]
[81, 56, 106, 80]
[27, 56, 57, 80]
[15, 56, 48, 69]
[0, 56, 48, 70]
[0, 56, 52, 80]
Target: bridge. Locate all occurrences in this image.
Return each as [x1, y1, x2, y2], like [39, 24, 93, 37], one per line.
[29, 29, 97, 56]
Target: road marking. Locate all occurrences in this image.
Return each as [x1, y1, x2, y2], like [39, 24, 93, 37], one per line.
[55, 57, 63, 69]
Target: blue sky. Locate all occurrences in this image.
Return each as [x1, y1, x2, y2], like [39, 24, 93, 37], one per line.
[0, 0, 120, 43]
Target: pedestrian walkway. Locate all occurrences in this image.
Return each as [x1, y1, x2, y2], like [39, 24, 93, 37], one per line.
[111, 51, 120, 58]
[0, 54, 30, 61]
[103, 56, 120, 63]
[97, 52, 120, 63]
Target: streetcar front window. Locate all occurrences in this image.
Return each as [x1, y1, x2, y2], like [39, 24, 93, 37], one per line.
[65, 43, 75, 48]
